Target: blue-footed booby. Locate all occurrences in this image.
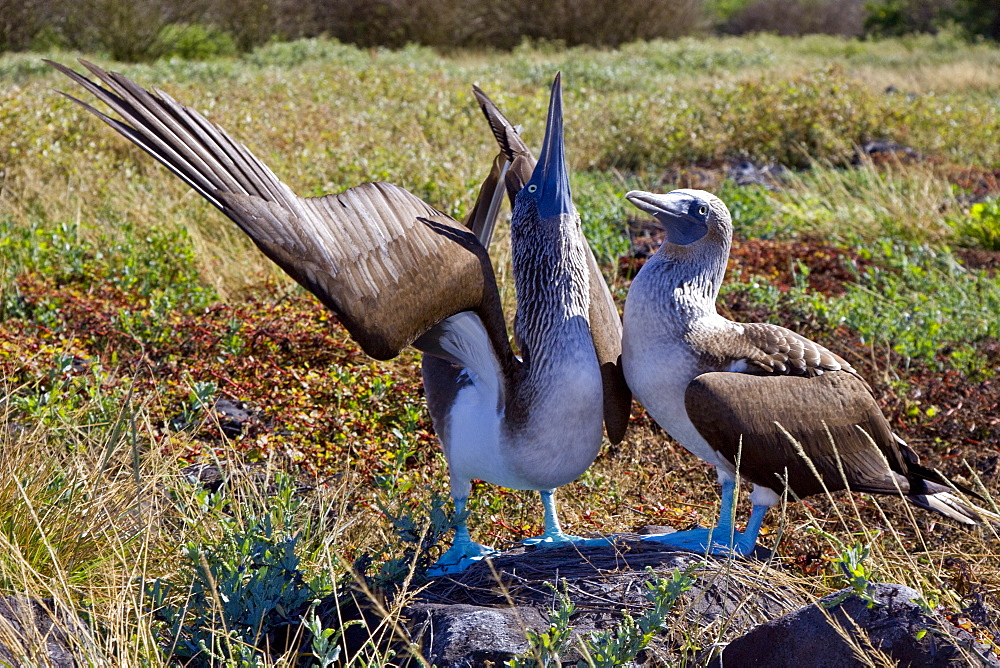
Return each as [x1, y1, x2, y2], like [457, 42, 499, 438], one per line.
[50, 61, 618, 572]
[622, 188, 997, 556]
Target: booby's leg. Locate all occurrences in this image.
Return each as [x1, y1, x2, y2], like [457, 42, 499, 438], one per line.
[731, 504, 768, 556]
[428, 496, 495, 576]
[521, 489, 617, 548]
[523, 489, 581, 545]
[641, 480, 766, 557]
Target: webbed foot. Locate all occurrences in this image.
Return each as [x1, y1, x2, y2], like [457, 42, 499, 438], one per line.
[522, 530, 617, 548]
[640, 526, 756, 557]
[427, 538, 496, 576]
[522, 528, 581, 546]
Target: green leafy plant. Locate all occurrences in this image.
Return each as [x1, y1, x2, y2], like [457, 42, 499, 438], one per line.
[146, 473, 333, 665]
[155, 24, 238, 61]
[954, 198, 1000, 251]
[508, 566, 697, 667]
[367, 494, 458, 589]
[169, 381, 218, 432]
[583, 565, 697, 667]
[821, 534, 879, 608]
[507, 584, 576, 668]
[912, 590, 940, 640]
[302, 601, 358, 667]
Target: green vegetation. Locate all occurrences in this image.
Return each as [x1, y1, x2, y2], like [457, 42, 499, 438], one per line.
[146, 473, 334, 664]
[0, 36, 998, 664]
[508, 566, 696, 667]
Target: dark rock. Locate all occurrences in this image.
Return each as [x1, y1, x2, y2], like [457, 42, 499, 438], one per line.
[709, 582, 1000, 667]
[855, 140, 920, 164]
[727, 160, 789, 189]
[0, 595, 92, 667]
[182, 462, 228, 491]
[329, 534, 813, 665]
[211, 398, 253, 437]
[408, 603, 549, 667]
[180, 462, 316, 497]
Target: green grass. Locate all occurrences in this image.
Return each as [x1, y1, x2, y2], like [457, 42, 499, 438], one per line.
[1, 35, 999, 665]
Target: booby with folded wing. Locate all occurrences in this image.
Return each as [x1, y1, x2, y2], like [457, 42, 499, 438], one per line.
[622, 188, 996, 555]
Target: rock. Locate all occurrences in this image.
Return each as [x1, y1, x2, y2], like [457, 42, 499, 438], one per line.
[855, 140, 920, 164]
[727, 160, 789, 189]
[408, 603, 549, 667]
[211, 398, 253, 438]
[709, 582, 1000, 667]
[180, 462, 314, 495]
[0, 595, 92, 667]
[331, 534, 813, 666]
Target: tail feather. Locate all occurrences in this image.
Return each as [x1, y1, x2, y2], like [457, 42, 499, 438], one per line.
[906, 491, 1000, 527]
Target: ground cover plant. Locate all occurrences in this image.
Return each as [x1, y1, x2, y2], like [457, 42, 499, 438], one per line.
[0, 34, 999, 664]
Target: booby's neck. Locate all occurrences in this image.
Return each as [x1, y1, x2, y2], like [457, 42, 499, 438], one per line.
[510, 206, 592, 369]
[646, 236, 730, 323]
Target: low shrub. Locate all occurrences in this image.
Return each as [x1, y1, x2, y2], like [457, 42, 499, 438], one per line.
[721, 0, 866, 37]
[155, 23, 237, 61]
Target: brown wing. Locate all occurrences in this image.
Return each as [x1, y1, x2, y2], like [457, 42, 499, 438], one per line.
[463, 152, 509, 248]
[685, 371, 911, 498]
[473, 85, 632, 443]
[692, 322, 853, 377]
[49, 59, 515, 369]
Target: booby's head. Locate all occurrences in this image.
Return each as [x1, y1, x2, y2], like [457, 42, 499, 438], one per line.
[516, 73, 573, 221]
[625, 189, 732, 250]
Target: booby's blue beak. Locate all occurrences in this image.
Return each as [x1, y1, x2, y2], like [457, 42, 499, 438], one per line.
[525, 73, 572, 218]
[626, 189, 710, 246]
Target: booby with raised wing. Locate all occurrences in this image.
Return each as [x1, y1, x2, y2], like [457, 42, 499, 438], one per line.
[470, 86, 632, 452]
[621, 188, 996, 555]
[51, 61, 613, 571]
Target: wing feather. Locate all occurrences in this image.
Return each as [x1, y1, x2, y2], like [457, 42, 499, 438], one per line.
[685, 371, 909, 497]
[691, 322, 852, 377]
[49, 59, 515, 367]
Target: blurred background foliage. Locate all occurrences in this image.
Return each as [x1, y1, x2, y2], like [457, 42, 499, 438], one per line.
[0, 0, 996, 62]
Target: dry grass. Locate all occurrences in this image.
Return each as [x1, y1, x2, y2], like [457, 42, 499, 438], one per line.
[777, 157, 958, 242]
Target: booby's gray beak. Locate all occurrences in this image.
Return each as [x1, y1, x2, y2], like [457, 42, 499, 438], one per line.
[527, 73, 572, 218]
[625, 190, 708, 246]
[626, 190, 689, 220]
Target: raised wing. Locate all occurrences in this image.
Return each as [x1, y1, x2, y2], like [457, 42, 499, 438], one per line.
[49, 59, 515, 368]
[463, 150, 510, 249]
[685, 370, 910, 498]
[473, 85, 632, 444]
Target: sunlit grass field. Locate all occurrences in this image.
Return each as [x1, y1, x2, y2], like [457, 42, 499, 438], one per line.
[1, 33, 999, 664]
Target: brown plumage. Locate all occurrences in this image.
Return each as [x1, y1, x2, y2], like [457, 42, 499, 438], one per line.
[689, 322, 851, 376]
[688, 371, 922, 498]
[47, 59, 517, 373]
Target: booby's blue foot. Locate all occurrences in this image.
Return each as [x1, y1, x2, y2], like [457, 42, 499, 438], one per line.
[568, 535, 618, 548]
[427, 496, 495, 576]
[521, 489, 615, 548]
[640, 527, 756, 557]
[643, 480, 768, 557]
[427, 538, 495, 576]
[641, 494, 769, 558]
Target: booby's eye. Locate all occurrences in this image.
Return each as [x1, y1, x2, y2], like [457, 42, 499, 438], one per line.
[698, 205, 708, 216]
[527, 184, 538, 193]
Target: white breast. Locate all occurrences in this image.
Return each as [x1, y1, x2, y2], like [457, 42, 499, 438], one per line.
[622, 270, 736, 476]
[444, 318, 604, 493]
